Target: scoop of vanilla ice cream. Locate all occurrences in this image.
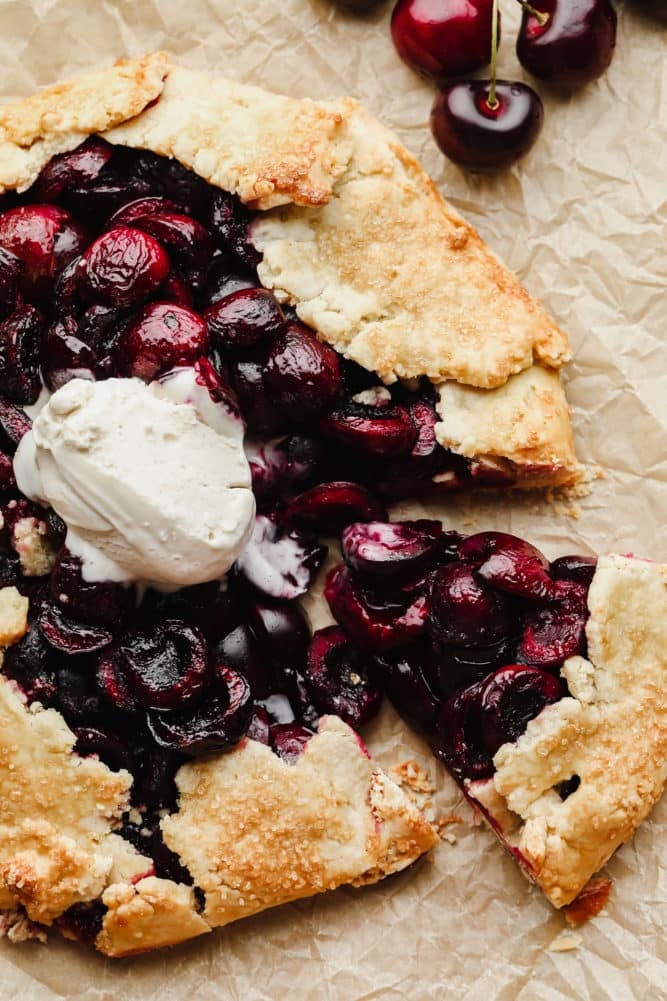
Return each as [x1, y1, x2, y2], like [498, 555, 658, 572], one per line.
[14, 375, 255, 588]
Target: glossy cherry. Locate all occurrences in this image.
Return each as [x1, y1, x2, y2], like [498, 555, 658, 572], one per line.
[325, 563, 429, 651]
[517, 0, 617, 88]
[112, 620, 210, 711]
[460, 530, 554, 600]
[284, 481, 387, 534]
[236, 515, 327, 601]
[79, 226, 170, 308]
[431, 79, 544, 172]
[428, 562, 511, 648]
[0, 204, 88, 303]
[519, 579, 588, 669]
[118, 301, 209, 380]
[204, 287, 286, 352]
[41, 316, 97, 391]
[265, 322, 343, 425]
[341, 519, 444, 583]
[33, 137, 114, 203]
[0, 302, 43, 403]
[306, 626, 382, 728]
[391, 0, 494, 79]
[478, 664, 562, 754]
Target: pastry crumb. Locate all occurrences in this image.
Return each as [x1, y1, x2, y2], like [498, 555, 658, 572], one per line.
[0, 586, 29, 647]
[564, 877, 612, 926]
[548, 931, 582, 953]
[0, 908, 48, 944]
[13, 517, 57, 577]
[391, 759, 435, 794]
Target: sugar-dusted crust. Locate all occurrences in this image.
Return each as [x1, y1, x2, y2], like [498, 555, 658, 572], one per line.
[0, 55, 580, 486]
[467, 555, 667, 907]
[0, 587, 28, 646]
[0, 53, 170, 193]
[254, 107, 570, 389]
[160, 717, 437, 933]
[98, 878, 211, 957]
[434, 366, 580, 488]
[0, 672, 132, 923]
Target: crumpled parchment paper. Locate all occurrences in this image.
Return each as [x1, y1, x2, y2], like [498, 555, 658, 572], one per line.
[0, 1, 665, 997]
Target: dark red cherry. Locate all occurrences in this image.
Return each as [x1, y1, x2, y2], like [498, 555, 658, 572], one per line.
[206, 190, 262, 271]
[249, 597, 311, 669]
[460, 531, 555, 600]
[436, 635, 516, 696]
[431, 80, 543, 173]
[375, 643, 442, 732]
[118, 301, 209, 380]
[247, 434, 331, 504]
[0, 398, 32, 451]
[236, 515, 327, 600]
[306, 626, 382, 728]
[0, 247, 22, 315]
[517, 0, 617, 88]
[247, 706, 272, 745]
[33, 137, 114, 203]
[376, 398, 451, 498]
[0, 205, 88, 303]
[479, 664, 562, 754]
[550, 554, 597, 587]
[41, 316, 97, 391]
[199, 257, 257, 309]
[0, 301, 43, 403]
[39, 603, 113, 655]
[131, 745, 181, 812]
[147, 665, 252, 755]
[158, 272, 194, 307]
[428, 562, 511, 648]
[341, 519, 444, 583]
[271, 664, 321, 730]
[2, 624, 57, 705]
[320, 401, 417, 457]
[437, 678, 493, 780]
[204, 288, 286, 352]
[64, 174, 151, 223]
[79, 226, 170, 308]
[128, 211, 213, 288]
[108, 196, 182, 228]
[519, 580, 588, 670]
[265, 322, 343, 424]
[141, 577, 241, 642]
[214, 622, 272, 699]
[391, 0, 494, 79]
[114, 620, 210, 711]
[269, 722, 314, 763]
[54, 663, 112, 729]
[128, 151, 210, 215]
[49, 549, 133, 627]
[56, 901, 106, 946]
[325, 563, 428, 651]
[230, 354, 287, 434]
[284, 482, 387, 535]
[74, 725, 133, 773]
[95, 648, 141, 716]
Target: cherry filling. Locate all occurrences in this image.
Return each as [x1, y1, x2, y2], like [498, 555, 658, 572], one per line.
[0, 142, 591, 910]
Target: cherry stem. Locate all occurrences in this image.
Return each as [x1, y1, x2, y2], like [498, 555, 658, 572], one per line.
[515, 0, 549, 25]
[487, 0, 500, 110]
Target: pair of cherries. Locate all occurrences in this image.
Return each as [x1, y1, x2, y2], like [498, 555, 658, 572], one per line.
[383, 0, 617, 171]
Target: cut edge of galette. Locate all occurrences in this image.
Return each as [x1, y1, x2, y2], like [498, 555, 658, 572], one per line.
[0, 52, 581, 490]
[465, 553, 667, 909]
[0, 620, 437, 957]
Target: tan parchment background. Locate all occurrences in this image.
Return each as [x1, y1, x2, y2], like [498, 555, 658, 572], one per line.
[0, 1, 665, 998]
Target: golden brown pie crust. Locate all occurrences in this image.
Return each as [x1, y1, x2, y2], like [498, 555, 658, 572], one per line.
[0, 54, 581, 488]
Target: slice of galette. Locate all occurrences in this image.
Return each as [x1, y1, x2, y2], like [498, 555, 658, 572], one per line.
[0, 54, 601, 957]
[322, 521, 667, 911]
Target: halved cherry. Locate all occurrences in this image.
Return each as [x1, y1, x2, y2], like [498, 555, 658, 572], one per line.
[247, 434, 331, 503]
[436, 678, 494, 781]
[128, 211, 213, 288]
[325, 563, 428, 651]
[459, 531, 555, 600]
[437, 635, 517, 696]
[285, 482, 388, 535]
[214, 622, 272, 699]
[269, 722, 314, 763]
[341, 519, 444, 583]
[320, 400, 417, 457]
[39, 603, 114, 655]
[479, 664, 562, 754]
[95, 648, 142, 716]
[108, 196, 182, 228]
[306, 626, 382, 728]
[519, 580, 588, 670]
[0, 301, 44, 403]
[147, 665, 252, 755]
[115, 620, 210, 711]
[428, 563, 512, 648]
[49, 549, 133, 627]
[236, 515, 327, 600]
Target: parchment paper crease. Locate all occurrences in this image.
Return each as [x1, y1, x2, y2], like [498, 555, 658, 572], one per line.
[0, 1, 665, 998]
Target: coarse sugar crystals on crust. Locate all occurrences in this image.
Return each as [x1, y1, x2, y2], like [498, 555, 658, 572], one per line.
[161, 716, 438, 929]
[467, 555, 667, 907]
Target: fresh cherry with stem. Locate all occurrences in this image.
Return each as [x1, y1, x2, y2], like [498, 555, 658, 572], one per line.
[516, 0, 617, 88]
[430, 0, 544, 172]
[390, 0, 495, 81]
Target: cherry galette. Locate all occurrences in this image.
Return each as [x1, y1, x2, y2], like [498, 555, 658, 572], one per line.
[0, 54, 655, 958]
